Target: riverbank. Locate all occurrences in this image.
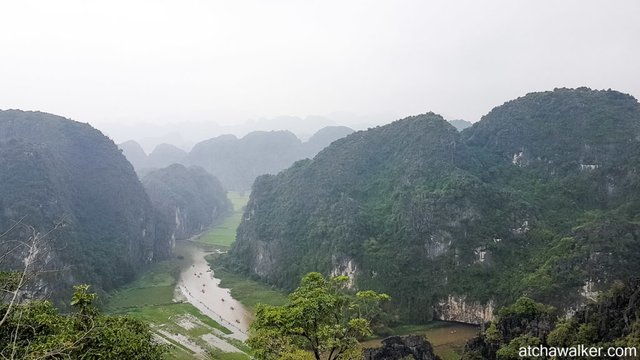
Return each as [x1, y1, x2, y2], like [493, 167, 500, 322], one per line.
[177, 244, 253, 339]
[105, 242, 251, 360]
[207, 251, 478, 360]
[105, 192, 255, 359]
[205, 254, 288, 311]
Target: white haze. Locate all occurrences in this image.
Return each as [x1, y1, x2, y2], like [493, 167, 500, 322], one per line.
[0, 0, 638, 150]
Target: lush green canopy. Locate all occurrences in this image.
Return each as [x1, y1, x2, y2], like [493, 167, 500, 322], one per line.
[248, 272, 389, 360]
[0, 284, 165, 359]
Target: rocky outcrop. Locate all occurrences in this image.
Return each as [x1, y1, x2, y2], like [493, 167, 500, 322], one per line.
[330, 255, 358, 289]
[363, 335, 441, 360]
[435, 295, 495, 324]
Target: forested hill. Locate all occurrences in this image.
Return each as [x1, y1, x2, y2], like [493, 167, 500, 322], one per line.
[142, 164, 231, 241]
[228, 88, 640, 323]
[0, 110, 171, 304]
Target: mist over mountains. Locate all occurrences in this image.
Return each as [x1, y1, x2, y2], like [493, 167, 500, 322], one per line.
[120, 126, 355, 190]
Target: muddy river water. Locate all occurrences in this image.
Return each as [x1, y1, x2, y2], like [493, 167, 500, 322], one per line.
[177, 244, 253, 341]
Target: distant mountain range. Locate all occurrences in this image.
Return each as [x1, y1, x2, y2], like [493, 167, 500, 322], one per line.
[448, 119, 472, 131]
[119, 126, 355, 190]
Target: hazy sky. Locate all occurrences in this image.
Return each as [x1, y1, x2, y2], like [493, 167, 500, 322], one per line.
[1, 0, 639, 145]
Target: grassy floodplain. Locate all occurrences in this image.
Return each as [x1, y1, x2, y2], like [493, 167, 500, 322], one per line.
[197, 191, 250, 247]
[199, 191, 288, 310]
[205, 254, 288, 311]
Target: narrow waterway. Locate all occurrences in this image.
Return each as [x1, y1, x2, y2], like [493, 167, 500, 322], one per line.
[177, 244, 253, 341]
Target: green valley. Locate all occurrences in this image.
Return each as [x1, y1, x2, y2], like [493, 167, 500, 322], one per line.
[197, 192, 250, 247]
[104, 192, 256, 359]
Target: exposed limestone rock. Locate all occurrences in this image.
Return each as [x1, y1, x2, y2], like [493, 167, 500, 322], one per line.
[580, 279, 599, 301]
[363, 335, 441, 360]
[511, 150, 525, 166]
[425, 231, 452, 259]
[435, 295, 494, 324]
[330, 255, 358, 289]
[253, 240, 275, 277]
[473, 246, 489, 264]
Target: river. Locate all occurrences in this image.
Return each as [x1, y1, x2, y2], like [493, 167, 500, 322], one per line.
[176, 243, 253, 341]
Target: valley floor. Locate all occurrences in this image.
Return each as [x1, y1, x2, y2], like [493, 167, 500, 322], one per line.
[105, 192, 253, 359]
[106, 191, 479, 359]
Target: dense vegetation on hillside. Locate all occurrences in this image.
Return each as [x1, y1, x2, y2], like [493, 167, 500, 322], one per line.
[142, 164, 231, 241]
[0, 110, 170, 303]
[462, 279, 640, 359]
[227, 88, 640, 322]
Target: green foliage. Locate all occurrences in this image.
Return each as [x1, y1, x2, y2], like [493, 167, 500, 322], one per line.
[0, 284, 165, 359]
[485, 323, 502, 343]
[497, 297, 555, 320]
[495, 335, 542, 360]
[546, 318, 578, 347]
[248, 272, 390, 360]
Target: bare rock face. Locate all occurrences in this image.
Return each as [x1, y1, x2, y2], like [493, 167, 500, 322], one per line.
[363, 335, 441, 360]
[435, 295, 495, 324]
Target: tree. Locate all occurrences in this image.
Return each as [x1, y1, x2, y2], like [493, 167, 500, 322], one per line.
[1, 222, 165, 359]
[0, 284, 166, 359]
[248, 272, 390, 360]
[0, 218, 63, 329]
